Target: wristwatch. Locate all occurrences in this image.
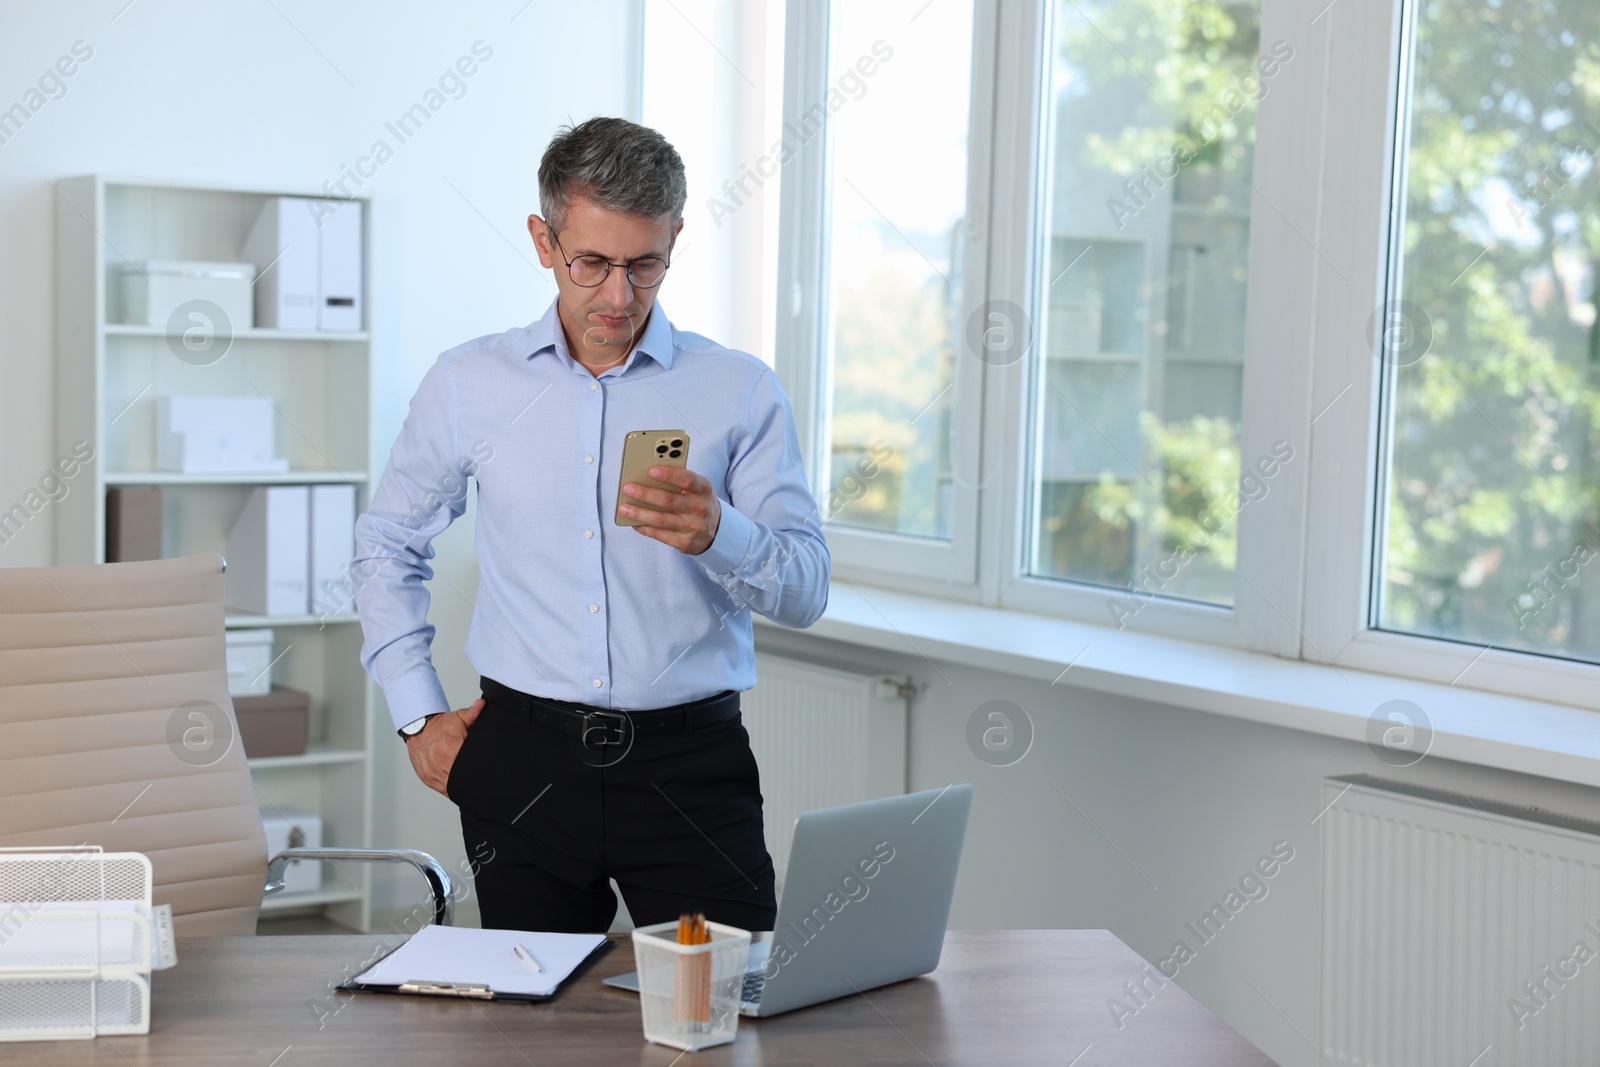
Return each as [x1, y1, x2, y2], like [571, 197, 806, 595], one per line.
[398, 714, 436, 741]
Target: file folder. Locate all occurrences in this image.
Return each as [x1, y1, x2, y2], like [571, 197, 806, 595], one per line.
[317, 202, 363, 332]
[241, 197, 320, 331]
[224, 486, 309, 615]
[308, 483, 356, 614]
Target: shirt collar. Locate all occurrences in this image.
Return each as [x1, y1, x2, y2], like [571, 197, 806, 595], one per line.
[525, 298, 677, 372]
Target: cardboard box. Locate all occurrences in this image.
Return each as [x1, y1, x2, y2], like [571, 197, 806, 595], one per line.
[233, 684, 310, 758]
[105, 486, 162, 562]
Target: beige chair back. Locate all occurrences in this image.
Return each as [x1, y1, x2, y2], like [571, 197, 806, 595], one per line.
[0, 553, 268, 934]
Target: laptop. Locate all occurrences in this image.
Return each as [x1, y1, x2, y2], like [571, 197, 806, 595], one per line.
[602, 783, 973, 1017]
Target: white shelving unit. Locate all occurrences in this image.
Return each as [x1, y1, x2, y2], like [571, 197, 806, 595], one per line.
[54, 174, 378, 931]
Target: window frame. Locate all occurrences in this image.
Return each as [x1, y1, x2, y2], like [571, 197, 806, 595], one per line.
[773, 0, 1600, 712]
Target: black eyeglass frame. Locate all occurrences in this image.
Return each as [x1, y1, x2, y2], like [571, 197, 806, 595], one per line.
[549, 230, 672, 289]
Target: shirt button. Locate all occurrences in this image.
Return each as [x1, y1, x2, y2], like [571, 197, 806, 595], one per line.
[588, 603, 599, 613]
[585, 454, 594, 464]
[590, 382, 598, 392]
[592, 678, 603, 688]
[584, 529, 594, 539]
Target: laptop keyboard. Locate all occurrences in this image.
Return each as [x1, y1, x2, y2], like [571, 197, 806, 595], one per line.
[741, 969, 765, 1004]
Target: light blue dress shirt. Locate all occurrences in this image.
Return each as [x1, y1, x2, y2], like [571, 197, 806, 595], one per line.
[353, 299, 830, 731]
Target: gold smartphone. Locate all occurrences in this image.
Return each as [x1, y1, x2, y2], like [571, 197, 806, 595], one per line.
[615, 429, 691, 527]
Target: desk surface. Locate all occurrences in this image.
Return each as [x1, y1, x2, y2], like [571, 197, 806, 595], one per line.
[8, 930, 1271, 1065]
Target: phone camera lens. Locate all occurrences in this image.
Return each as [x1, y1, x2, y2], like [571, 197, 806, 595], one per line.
[655, 444, 668, 454]
[669, 449, 682, 458]
[670, 439, 683, 448]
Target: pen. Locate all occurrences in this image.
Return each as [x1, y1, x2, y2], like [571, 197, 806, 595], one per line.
[512, 943, 543, 973]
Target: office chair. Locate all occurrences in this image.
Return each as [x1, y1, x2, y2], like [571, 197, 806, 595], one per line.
[0, 552, 452, 935]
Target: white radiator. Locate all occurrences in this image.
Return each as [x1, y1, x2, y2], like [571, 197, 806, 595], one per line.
[1320, 775, 1600, 1066]
[742, 654, 910, 888]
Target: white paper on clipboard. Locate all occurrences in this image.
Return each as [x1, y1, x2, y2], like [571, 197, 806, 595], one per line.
[352, 925, 608, 998]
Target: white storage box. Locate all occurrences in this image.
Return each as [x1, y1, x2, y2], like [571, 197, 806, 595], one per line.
[224, 628, 275, 696]
[117, 260, 255, 329]
[156, 395, 288, 474]
[260, 809, 322, 895]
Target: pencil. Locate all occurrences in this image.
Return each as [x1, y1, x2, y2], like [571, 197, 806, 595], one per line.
[673, 911, 712, 1028]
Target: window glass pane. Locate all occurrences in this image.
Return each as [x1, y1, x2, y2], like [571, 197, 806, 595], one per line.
[1028, 0, 1268, 608]
[1378, 2, 1600, 662]
[822, 0, 973, 538]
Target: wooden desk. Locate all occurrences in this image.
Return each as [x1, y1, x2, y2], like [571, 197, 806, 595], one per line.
[6, 931, 1271, 1065]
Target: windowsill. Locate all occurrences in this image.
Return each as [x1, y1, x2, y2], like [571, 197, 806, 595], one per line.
[754, 581, 1600, 790]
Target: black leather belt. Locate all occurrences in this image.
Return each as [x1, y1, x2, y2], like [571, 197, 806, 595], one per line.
[479, 676, 740, 744]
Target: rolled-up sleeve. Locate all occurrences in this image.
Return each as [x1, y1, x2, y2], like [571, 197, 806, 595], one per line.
[695, 367, 830, 627]
[353, 355, 470, 730]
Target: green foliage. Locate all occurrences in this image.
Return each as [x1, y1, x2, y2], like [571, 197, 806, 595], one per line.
[828, 260, 955, 539]
[1065, 0, 1261, 183]
[1383, 2, 1600, 654]
[1147, 414, 1242, 563]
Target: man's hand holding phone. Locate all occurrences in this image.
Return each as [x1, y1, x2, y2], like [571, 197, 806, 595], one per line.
[405, 698, 485, 797]
[619, 466, 722, 555]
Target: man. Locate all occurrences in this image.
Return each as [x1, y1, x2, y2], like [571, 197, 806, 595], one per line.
[352, 117, 829, 934]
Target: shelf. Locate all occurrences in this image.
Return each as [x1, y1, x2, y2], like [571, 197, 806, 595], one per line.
[227, 613, 359, 628]
[259, 885, 365, 913]
[247, 744, 366, 771]
[104, 470, 367, 485]
[105, 324, 368, 342]
[60, 174, 378, 931]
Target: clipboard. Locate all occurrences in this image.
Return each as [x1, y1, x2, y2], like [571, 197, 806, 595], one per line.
[340, 926, 613, 1004]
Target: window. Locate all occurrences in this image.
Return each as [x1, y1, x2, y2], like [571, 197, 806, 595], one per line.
[1026, 0, 1266, 607]
[773, 0, 988, 583]
[1375, 0, 1600, 666]
[772, 0, 1600, 708]
[781, 0, 1295, 627]
[818, 0, 975, 543]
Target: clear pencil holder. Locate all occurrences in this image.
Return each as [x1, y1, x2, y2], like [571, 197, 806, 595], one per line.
[630, 920, 751, 1052]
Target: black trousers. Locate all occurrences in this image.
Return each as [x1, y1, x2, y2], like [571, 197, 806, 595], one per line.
[447, 676, 777, 934]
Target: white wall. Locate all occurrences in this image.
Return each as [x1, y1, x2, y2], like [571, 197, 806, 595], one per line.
[640, 0, 784, 363]
[0, 0, 642, 926]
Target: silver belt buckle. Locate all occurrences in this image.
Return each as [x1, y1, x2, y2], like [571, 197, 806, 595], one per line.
[581, 709, 629, 748]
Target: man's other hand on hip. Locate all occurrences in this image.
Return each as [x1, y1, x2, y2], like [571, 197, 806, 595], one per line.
[406, 698, 486, 797]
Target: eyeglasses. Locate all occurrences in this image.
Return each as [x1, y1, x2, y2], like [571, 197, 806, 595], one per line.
[550, 231, 671, 289]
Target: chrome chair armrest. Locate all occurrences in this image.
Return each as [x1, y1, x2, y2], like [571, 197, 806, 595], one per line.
[265, 847, 454, 927]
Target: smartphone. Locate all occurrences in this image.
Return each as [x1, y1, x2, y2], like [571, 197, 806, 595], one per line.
[615, 429, 691, 527]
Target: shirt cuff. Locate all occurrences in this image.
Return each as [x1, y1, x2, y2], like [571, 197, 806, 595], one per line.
[695, 499, 755, 575]
[383, 665, 452, 732]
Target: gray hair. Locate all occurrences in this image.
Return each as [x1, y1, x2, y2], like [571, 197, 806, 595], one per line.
[538, 117, 687, 234]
